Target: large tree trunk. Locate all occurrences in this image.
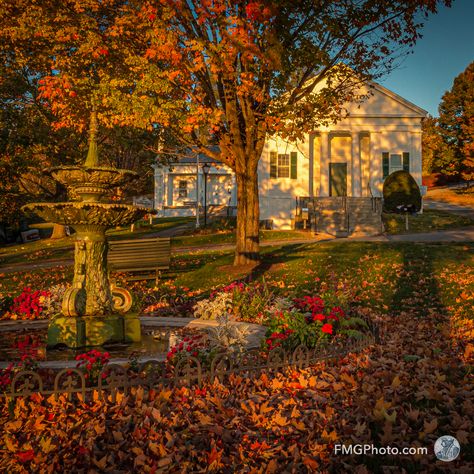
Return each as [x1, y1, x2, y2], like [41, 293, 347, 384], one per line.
[234, 164, 260, 266]
[50, 223, 68, 239]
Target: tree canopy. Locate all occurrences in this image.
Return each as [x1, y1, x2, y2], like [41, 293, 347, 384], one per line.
[438, 60, 474, 182]
[0, 0, 451, 261]
[421, 115, 454, 176]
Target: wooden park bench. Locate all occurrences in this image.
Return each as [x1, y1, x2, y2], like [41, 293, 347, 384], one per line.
[107, 237, 171, 282]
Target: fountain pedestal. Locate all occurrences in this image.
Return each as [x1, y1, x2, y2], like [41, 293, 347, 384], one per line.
[47, 225, 141, 348]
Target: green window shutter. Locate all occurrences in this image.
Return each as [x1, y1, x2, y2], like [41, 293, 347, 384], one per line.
[382, 152, 390, 179]
[290, 152, 297, 179]
[270, 152, 277, 178]
[403, 152, 410, 172]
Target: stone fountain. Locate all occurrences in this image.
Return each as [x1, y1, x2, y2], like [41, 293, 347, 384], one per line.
[23, 111, 152, 348]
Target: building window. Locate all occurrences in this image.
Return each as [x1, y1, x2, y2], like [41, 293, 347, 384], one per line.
[270, 151, 298, 179]
[178, 180, 188, 198]
[277, 154, 290, 177]
[383, 152, 410, 179]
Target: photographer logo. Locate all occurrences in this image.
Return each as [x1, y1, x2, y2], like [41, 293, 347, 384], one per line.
[434, 436, 460, 462]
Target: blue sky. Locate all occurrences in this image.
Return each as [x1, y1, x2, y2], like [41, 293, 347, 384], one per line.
[379, 0, 473, 116]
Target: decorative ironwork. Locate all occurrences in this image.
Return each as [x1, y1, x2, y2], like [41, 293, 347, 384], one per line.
[1, 320, 381, 403]
[54, 368, 86, 401]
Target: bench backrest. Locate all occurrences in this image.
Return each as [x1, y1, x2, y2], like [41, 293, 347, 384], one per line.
[107, 237, 171, 272]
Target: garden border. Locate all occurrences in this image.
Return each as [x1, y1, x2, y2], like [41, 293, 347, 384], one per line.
[1, 317, 381, 402]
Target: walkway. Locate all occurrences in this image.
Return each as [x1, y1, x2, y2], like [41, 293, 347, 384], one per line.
[1, 228, 472, 275]
[423, 199, 474, 219]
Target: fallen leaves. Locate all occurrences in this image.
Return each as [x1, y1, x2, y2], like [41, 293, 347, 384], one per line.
[0, 245, 473, 472]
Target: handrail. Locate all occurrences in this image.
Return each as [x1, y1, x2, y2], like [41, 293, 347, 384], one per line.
[367, 182, 373, 198]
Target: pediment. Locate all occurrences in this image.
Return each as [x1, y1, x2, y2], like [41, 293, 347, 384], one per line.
[345, 81, 427, 118]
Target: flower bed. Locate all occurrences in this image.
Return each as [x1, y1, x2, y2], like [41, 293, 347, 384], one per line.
[191, 280, 371, 353]
[1, 277, 373, 393]
[0, 285, 67, 320]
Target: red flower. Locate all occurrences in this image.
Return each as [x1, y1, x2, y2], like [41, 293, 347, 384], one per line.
[312, 313, 325, 322]
[329, 306, 345, 320]
[321, 323, 333, 335]
[293, 295, 324, 315]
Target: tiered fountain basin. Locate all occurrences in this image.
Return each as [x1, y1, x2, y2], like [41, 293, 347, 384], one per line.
[23, 202, 148, 227]
[22, 164, 153, 349]
[46, 166, 138, 202]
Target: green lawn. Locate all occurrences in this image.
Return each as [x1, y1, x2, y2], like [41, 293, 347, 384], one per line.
[171, 229, 313, 248]
[165, 241, 474, 327]
[106, 216, 192, 240]
[2, 242, 471, 323]
[382, 209, 474, 234]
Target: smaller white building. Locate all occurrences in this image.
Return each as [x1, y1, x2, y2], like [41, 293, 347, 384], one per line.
[152, 154, 236, 217]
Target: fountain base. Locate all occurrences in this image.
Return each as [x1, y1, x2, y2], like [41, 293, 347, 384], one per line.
[47, 313, 141, 348]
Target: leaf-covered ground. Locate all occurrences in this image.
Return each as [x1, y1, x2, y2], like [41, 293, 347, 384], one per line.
[1, 306, 472, 472]
[1, 242, 473, 472]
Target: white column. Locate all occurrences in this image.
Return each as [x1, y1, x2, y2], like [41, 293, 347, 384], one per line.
[352, 132, 361, 197]
[360, 134, 370, 196]
[167, 174, 174, 206]
[197, 170, 203, 206]
[319, 131, 330, 196]
[313, 135, 321, 196]
[162, 171, 169, 207]
[369, 131, 382, 197]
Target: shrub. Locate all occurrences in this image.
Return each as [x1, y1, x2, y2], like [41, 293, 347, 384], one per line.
[264, 295, 369, 351]
[194, 280, 271, 323]
[206, 315, 250, 354]
[227, 280, 272, 323]
[193, 292, 233, 320]
[383, 170, 422, 213]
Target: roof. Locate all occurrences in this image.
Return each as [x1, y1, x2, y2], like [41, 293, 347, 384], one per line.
[156, 146, 225, 166]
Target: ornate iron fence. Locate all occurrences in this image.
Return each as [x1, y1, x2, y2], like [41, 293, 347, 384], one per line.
[1, 321, 381, 403]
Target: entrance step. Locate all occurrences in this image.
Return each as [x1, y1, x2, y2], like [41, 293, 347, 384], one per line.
[310, 197, 383, 237]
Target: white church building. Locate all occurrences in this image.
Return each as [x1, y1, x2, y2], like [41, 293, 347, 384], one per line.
[153, 80, 426, 235]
